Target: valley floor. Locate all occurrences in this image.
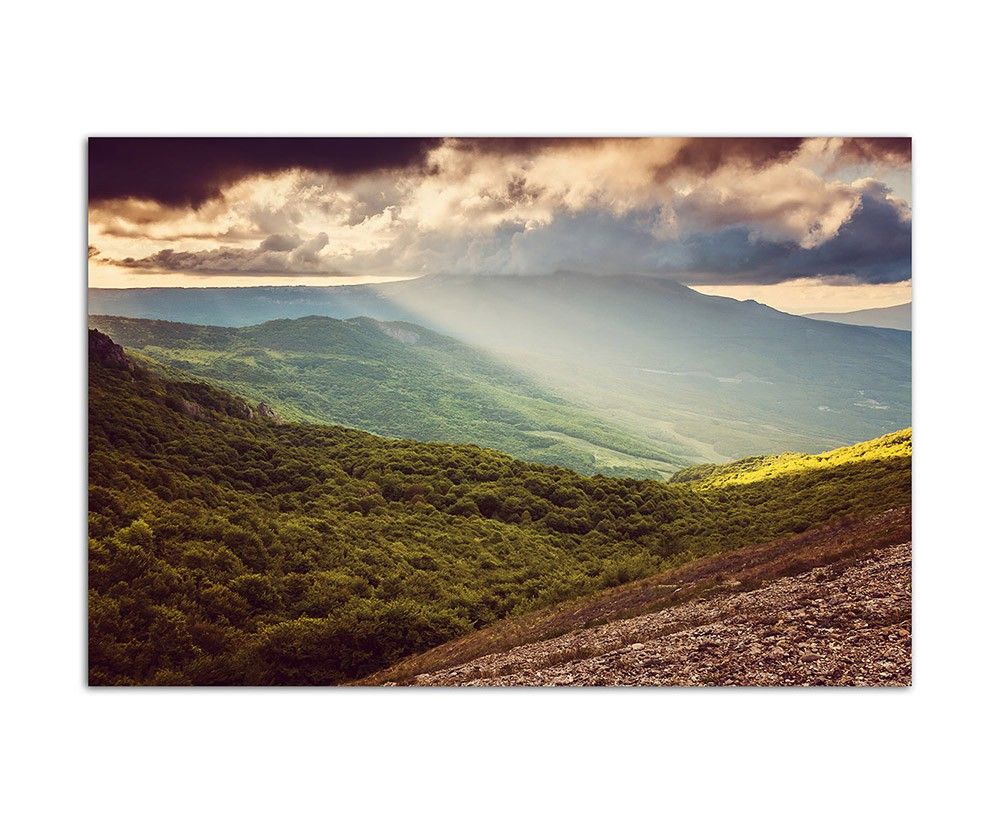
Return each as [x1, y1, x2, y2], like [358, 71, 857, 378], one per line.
[370, 510, 911, 687]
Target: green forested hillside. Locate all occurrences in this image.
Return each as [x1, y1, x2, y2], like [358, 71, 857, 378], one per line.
[90, 314, 686, 478]
[88, 330, 911, 685]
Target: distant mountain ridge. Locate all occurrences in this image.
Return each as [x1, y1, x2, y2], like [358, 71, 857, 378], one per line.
[805, 302, 911, 331]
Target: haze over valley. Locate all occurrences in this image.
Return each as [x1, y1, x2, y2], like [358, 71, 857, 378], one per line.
[91, 273, 911, 469]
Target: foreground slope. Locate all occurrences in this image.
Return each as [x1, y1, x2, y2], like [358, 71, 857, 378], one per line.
[90, 313, 686, 478]
[89, 273, 912, 459]
[88, 330, 910, 685]
[367, 509, 911, 686]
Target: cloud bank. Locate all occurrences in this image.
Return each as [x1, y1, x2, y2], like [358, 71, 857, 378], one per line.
[89, 137, 911, 286]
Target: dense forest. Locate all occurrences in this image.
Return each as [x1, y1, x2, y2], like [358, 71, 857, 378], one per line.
[88, 330, 911, 685]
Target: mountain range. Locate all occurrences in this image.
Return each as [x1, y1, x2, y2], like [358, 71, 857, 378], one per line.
[90, 273, 911, 463]
[805, 302, 911, 330]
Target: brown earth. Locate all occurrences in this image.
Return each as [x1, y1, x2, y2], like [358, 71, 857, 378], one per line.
[363, 508, 911, 687]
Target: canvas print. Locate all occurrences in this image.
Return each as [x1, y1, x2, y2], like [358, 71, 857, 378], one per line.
[87, 137, 911, 686]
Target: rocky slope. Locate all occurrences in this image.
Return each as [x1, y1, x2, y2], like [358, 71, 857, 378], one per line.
[370, 510, 911, 687]
[404, 542, 911, 687]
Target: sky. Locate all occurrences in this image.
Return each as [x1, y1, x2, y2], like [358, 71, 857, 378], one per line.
[88, 137, 911, 314]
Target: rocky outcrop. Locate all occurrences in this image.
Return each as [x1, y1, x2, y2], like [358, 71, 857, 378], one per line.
[406, 542, 912, 687]
[256, 402, 277, 419]
[228, 400, 279, 421]
[89, 329, 133, 372]
[167, 394, 281, 423]
[231, 399, 256, 421]
[165, 396, 209, 420]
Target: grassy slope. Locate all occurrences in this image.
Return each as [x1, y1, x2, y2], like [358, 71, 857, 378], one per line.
[670, 428, 912, 486]
[89, 334, 911, 685]
[90, 314, 687, 479]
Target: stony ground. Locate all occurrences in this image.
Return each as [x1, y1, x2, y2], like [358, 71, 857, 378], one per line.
[406, 541, 911, 687]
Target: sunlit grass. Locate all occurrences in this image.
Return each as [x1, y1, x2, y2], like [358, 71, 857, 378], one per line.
[672, 428, 912, 487]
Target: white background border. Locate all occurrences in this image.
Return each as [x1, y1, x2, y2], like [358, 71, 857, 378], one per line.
[2, 2, 996, 821]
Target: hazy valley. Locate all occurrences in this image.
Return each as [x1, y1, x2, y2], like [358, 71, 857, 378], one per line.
[91, 273, 911, 465]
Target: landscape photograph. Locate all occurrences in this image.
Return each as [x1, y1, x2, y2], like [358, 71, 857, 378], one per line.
[87, 136, 912, 687]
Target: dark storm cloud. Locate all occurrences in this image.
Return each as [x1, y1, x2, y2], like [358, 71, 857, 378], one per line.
[655, 138, 806, 178]
[290, 232, 328, 265]
[451, 137, 595, 154]
[784, 185, 911, 281]
[456, 137, 809, 177]
[88, 137, 443, 207]
[835, 137, 911, 167]
[112, 232, 337, 275]
[258, 233, 302, 252]
[500, 182, 910, 285]
[88, 137, 910, 213]
[662, 185, 911, 284]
